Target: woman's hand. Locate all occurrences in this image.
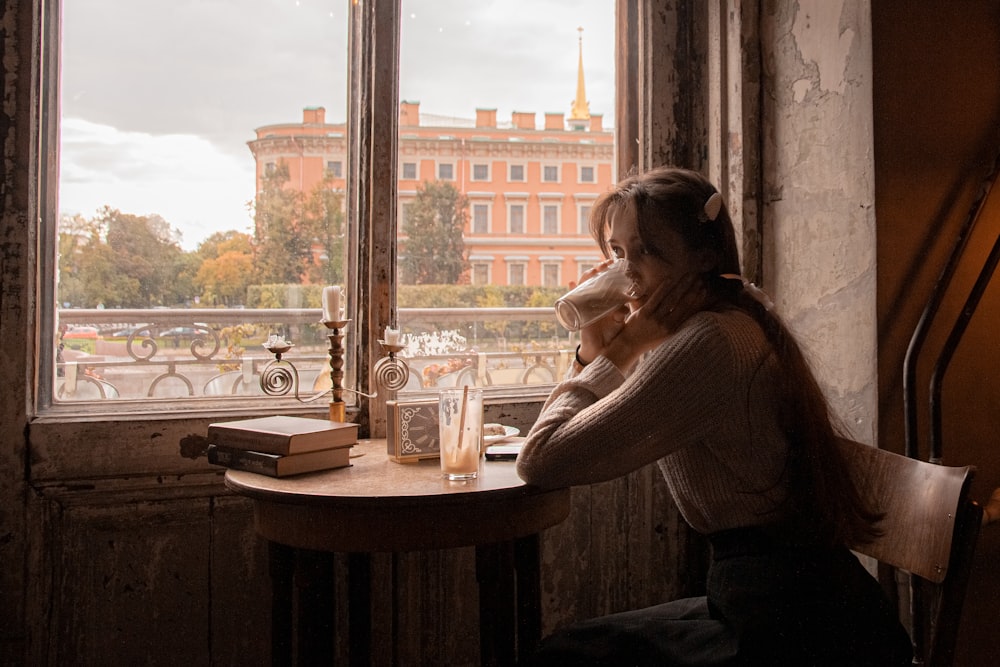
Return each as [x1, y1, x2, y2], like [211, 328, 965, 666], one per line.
[598, 273, 707, 371]
[573, 260, 628, 365]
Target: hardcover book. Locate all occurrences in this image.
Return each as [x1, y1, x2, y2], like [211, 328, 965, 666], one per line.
[207, 443, 351, 477]
[207, 415, 358, 456]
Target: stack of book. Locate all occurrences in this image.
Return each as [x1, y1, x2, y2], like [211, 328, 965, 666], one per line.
[207, 415, 358, 477]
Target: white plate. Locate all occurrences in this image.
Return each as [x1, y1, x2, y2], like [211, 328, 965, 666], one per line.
[484, 425, 520, 444]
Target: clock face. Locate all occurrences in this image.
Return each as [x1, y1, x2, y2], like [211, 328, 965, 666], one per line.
[398, 403, 440, 456]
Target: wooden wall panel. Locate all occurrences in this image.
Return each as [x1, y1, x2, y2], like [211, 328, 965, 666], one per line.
[209, 495, 271, 666]
[47, 499, 213, 665]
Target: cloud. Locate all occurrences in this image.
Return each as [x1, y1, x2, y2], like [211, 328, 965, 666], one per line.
[60, 118, 256, 250]
[59, 0, 614, 249]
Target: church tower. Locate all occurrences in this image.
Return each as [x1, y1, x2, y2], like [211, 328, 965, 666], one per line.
[567, 26, 591, 131]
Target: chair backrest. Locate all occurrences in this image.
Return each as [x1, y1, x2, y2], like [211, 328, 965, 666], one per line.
[840, 439, 982, 667]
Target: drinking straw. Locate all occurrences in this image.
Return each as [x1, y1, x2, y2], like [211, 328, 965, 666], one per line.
[455, 385, 469, 458]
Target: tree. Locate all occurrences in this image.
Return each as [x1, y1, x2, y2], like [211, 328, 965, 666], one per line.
[252, 162, 311, 284]
[301, 175, 347, 286]
[194, 232, 255, 306]
[56, 207, 188, 308]
[399, 181, 469, 284]
[57, 213, 100, 307]
[102, 209, 188, 306]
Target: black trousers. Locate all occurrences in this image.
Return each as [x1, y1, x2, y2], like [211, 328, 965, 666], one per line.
[526, 529, 912, 666]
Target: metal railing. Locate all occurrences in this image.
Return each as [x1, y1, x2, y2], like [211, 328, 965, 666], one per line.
[55, 307, 573, 402]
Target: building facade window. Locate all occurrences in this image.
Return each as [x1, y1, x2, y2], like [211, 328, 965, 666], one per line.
[508, 262, 526, 286]
[579, 203, 593, 234]
[542, 204, 560, 234]
[508, 203, 525, 234]
[402, 162, 417, 179]
[438, 162, 454, 180]
[472, 163, 489, 181]
[472, 204, 490, 234]
[543, 165, 559, 182]
[509, 164, 525, 182]
[579, 165, 594, 183]
[541, 263, 561, 287]
[327, 160, 343, 177]
[471, 263, 491, 285]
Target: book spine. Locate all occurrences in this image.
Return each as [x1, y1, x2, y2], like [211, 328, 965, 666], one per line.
[207, 445, 279, 476]
[207, 429, 288, 455]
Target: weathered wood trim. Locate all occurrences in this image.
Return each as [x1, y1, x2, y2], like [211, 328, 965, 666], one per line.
[350, 0, 400, 439]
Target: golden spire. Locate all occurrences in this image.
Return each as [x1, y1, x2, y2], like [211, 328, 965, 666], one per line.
[569, 26, 590, 124]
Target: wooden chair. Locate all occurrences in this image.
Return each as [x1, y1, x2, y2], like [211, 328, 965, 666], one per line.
[840, 439, 982, 666]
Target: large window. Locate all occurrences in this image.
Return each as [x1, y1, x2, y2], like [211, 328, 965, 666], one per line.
[45, 0, 615, 417]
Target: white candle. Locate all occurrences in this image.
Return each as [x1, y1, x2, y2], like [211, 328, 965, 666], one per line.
[384, 326, 400, 344]
[322, 286, 341, 322]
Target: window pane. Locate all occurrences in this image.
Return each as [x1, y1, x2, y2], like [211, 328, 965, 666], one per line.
[543, 205, 560, 234]
[55, 1, 351, 406]
[396, 1, 614, 391]
[472, 204, 490, 234]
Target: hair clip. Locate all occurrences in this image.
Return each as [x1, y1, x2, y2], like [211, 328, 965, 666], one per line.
[703, 192, 723, 222]
[719, 273, 774, 311]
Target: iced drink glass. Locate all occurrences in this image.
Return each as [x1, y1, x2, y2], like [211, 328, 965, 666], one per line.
[439, 387, 484, 480]
[554, 260, 631, 331]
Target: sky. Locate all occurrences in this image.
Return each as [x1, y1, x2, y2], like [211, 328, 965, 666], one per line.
[59, 0, 615, 251]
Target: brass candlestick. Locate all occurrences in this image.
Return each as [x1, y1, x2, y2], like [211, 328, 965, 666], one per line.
[374, 339, 411, 391]
[324, 319, 350, 422]
[260, 336, 299, 397]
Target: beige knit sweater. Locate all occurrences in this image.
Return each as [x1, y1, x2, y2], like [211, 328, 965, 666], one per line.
[516, 309, 794, 535]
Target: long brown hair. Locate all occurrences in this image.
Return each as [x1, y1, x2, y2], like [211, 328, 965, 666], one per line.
[591, 166, 881, 546]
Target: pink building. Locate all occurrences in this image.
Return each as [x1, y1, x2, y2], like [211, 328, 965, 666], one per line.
[247, 42, 614, 287]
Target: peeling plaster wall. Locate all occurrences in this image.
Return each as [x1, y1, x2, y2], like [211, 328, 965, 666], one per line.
[761, 0, 877, 442]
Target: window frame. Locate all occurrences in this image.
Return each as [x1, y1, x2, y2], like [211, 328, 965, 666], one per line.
[471, 202, 490, 234]
[541, 262, 561, 287]
[576, 197, 596, 234]
[542, 202, 561, 234]
[506, 261, 527, 286]
[26, 0, 631, 476]
[471, 163, 490, 181]
[437, 161, 455, 181]
[508, 202, 526, 234]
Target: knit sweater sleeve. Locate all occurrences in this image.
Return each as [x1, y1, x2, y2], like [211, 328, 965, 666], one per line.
[516, 312, 743, 488]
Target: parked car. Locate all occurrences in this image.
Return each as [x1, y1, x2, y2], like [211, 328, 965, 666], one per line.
[61, 326, 99, 353]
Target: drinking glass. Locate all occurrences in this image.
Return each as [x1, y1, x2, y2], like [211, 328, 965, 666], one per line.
[439, 387, 484, 480]
[554, 260, 631, 331]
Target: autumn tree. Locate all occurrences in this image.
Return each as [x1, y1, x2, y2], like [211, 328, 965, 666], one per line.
[57, 213, 100, 307]
[57, 207, 188, 308]
[399, 181, 469, 284]
[194, 231, 255, 306]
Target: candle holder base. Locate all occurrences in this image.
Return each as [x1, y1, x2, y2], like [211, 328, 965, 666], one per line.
[329, 401, 346, 423]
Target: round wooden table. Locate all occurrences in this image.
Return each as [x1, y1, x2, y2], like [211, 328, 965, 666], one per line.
[225, 439, 571, 666]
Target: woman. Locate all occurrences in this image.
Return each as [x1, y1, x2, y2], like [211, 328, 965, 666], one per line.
[516, 167, 912, 665]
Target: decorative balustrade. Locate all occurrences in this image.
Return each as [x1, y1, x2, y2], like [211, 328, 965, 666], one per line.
[55, 307, 573, 402]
